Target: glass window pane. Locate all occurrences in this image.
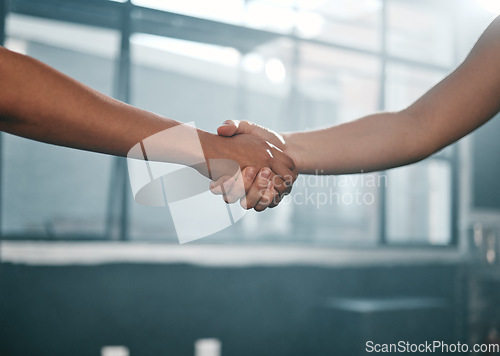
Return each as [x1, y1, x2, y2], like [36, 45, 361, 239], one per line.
[386, 62, 446, 110]
[386, 159, 452, 245]
[133, 0, 380, 51]
[2, 15, 119, 238]
[385, 62, 452, 245]
[298, 44, 380, 122]
[387, 0, 455, 67]
[132, 0, 246, 25]
[313, 0, 381, 51]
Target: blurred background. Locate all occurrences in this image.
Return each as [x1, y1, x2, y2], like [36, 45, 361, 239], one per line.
[0, 0, 500, 355]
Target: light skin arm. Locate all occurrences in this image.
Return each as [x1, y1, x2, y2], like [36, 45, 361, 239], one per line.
[217, 15, 500, 207]
[284, 15, 500, 175]
[0, 46, 296, 186]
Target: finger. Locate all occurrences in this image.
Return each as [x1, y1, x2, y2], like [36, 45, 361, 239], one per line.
[268, 148, 297, 185]
[223, 167, 254, 203]
[240, 166, 259, 192]
[217, 120, 239, 137]
[210, 173, 238, 202]
[233, 166, 261, 206]
[268, 191, 282, 208]
[217, 120, 256, 137]
[209, 164, 241, 198]
[268, 162, 295, 195]
[269, 144, 296, 173]
[209, 176, 228, 195]
[269, 171, 289, 197]
[254, 181, 274, 212]
[240, 168, 272, 209]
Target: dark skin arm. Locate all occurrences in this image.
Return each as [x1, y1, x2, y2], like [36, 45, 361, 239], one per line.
[0, 46, 296, 188]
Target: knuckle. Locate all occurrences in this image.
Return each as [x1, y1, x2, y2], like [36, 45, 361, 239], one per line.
[274, 180, 287, 194]
[260, 194, 272, 205]
[275, 185, 286, 195]
[257, 179, 269, 191]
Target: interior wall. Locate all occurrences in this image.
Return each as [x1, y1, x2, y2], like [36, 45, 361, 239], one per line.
[0, 262, 464, 356]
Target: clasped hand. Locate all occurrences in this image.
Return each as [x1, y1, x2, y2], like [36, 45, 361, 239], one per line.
[207, 120, 297, 212]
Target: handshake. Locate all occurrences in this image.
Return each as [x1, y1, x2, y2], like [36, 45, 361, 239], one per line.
[202, 120, 298, 212]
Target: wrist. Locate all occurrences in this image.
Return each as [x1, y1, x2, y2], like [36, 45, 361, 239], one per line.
[281, 132, 305, 174]
[198, 130, 244, 180]
[198, 130, 228, 161]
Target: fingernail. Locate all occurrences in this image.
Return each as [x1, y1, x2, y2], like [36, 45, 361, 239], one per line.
[261, 169, 271, 179]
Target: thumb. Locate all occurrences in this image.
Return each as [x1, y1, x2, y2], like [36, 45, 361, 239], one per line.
[217, 120, 239, 137]
[217, 120, 254, 137]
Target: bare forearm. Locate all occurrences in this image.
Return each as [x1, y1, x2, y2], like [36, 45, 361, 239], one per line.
[0, 47, 198, 158]
[285, 16, 500, 176]
[0, 48, 297, 184]
[283, 110, 432, 175]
